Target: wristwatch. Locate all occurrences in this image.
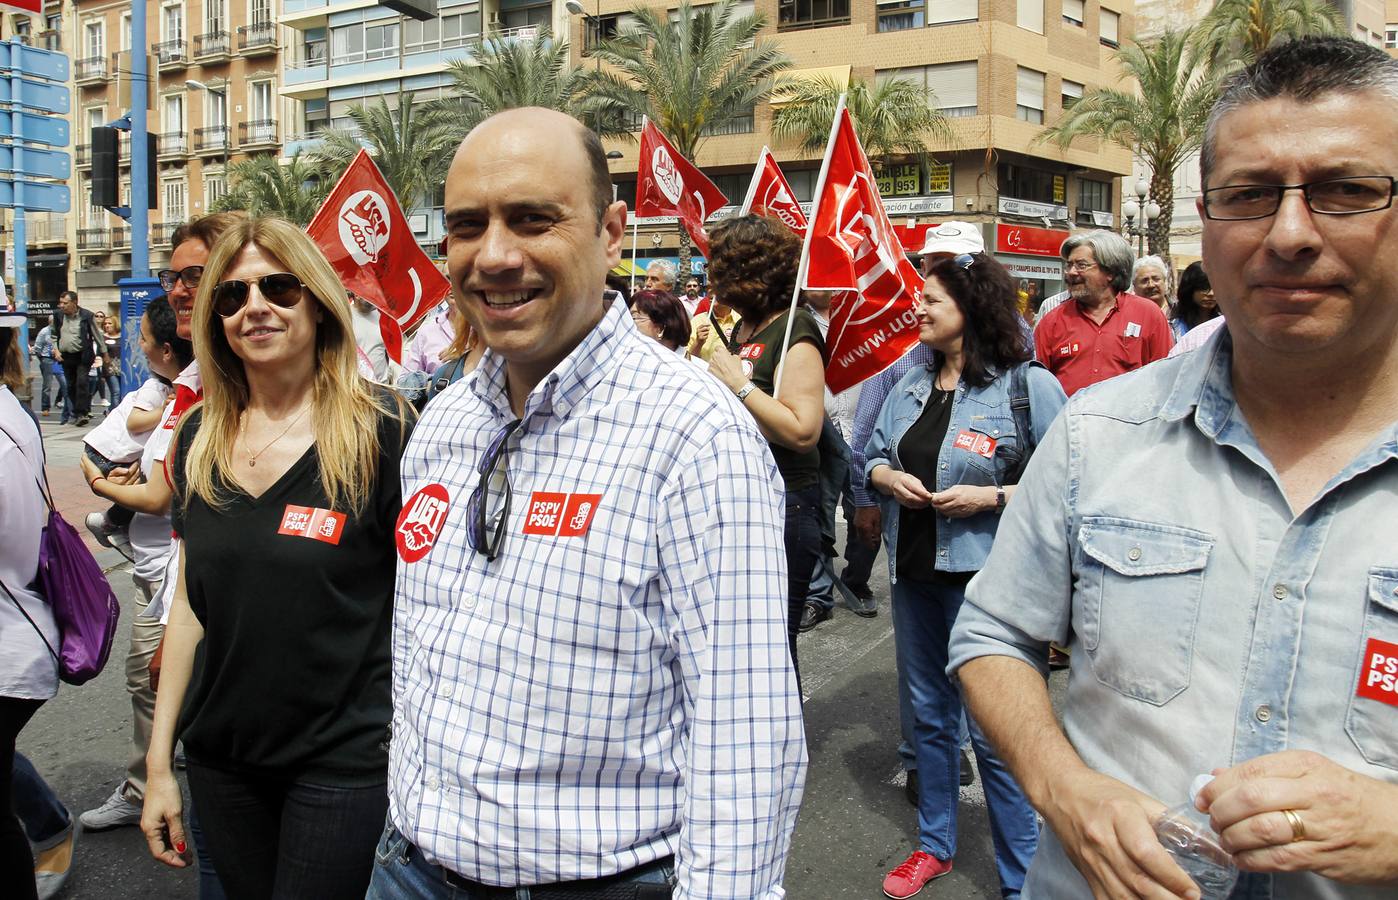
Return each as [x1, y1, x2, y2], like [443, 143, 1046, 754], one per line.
[995, 486, 1007, 513]
[735, 381, 758, 402]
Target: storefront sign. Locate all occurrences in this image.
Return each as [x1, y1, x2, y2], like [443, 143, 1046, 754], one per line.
[884, 195, 954, 216]
[876, 163, 921, 197]
[994, 256, 1064, 279]
[1053, 175, 1066, 205]
[927, 162, 952, 194]
[998, 196, 1069, 221]
[997, 223, 1070, 258]
[1090, 210, 1115, 228]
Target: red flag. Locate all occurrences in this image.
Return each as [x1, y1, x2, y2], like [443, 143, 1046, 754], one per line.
[740, 147, 807, 238]
[306, 149, 450, 362]
[635, 119, 727, 256]
[802, 105, 922, 394]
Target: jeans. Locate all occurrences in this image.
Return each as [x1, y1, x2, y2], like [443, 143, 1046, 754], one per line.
[186, 795, 228, 900]
[1, 698, 44, 900]
[59, 353, 90, 419]
[807, 421, 881, 610]
[892, 577, 1038, 897]
[105, 373, 122, 407]
[366, 820, 674, 899]
[13, 753, 70, 849]
[783, 484, 822, 685]
[184, 763, 388, 900]
[37, 359, 64, 414]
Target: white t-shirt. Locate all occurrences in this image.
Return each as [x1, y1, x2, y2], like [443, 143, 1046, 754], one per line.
[82, 377, 171, 464]
[129, 397, 177, 585]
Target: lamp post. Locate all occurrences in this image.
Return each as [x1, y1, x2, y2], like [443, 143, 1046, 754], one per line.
[186, 79, 230, 190]
[1121, 175, 1160, 257]
[564, 0, 604, 69]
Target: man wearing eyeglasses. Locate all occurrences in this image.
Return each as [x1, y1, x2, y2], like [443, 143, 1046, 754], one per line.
[374, 107, 806, 900]
[950, 37, 1398, 899]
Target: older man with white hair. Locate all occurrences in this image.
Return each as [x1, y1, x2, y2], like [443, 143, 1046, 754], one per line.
[1131, 254, 1171, 315]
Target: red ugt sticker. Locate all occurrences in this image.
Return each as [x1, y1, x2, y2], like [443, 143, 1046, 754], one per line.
[523, 492, 603, 537]
[396, 484, 451, 563]
[278, 505, 347, 545]
[952, 430, 997, 459]
[1356, 638, 1398, 708]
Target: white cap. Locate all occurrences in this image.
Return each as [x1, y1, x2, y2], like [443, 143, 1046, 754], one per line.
[0, 312, 25, 328]
[918, 221, 984, 257]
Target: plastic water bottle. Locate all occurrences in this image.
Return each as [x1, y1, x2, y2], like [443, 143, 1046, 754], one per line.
[1153, 775, 1239, 900]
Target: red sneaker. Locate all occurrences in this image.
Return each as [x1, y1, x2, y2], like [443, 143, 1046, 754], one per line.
[882, 850, 953, 899]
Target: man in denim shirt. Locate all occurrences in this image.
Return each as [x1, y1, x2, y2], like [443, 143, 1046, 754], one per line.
[950, 38, 1398, 899]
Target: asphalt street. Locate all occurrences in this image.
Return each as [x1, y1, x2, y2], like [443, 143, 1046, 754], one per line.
[17, 379, 1066, 900]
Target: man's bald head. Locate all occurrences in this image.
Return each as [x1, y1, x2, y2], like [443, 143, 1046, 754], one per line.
[455, 107, 614, 229]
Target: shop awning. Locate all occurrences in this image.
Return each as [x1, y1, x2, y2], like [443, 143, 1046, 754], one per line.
[27, 252, 69, 269]
[769, 65, 852, 108]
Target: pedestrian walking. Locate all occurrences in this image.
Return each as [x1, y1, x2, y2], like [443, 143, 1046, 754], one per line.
[52, 291, 103, 426]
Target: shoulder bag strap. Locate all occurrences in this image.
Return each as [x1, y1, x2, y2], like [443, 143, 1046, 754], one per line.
[0, 579, 61, 666]
[0, 417, 56, 512]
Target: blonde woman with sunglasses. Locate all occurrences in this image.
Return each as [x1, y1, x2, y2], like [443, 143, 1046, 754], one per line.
[141, 217, 414, 898]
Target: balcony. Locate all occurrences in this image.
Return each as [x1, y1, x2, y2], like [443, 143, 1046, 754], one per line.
[155, 39, 188, 69]
[39, 30, 60, 52]
[194, 30, 231, 61]
[153, 223, 181, 247]
[112, 226, 132, 248]
[75, 56, 106, 85]
[702, 114, 755, 137]
[194, 126, 231, 156]
[238, 22, 277, 55]
[75, 144, 91, 168]
[29, 214, 67, 244]
[77, 227, 110, 250]
[239, 120, 278, 150]
[158, 133, 189, 158]
[283, 130, 327, 157]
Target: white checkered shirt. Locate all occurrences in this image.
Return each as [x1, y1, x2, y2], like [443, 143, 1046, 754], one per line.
[391, 299, 807, 898]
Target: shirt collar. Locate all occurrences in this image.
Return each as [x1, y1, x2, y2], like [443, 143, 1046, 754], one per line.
[1159, 325, 1231, 429]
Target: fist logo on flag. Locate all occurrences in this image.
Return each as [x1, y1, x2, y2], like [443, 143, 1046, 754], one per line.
[651, 146, 685, 205]
[762, 181, 804, 232]
[339, 191, 392, 266]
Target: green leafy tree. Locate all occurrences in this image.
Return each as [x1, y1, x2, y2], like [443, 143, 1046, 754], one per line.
[211, 151, 330, 226]
[313, 90, 460, 213]
[1038, 30, 1217, 263]
[584, 0, 792, 272]
[1190, 0, 1342, 72]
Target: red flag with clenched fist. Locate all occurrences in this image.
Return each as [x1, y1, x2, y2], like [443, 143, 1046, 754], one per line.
[306, 149, 449, 362]
[740, 147, 807, 238]
[635, 119, 728, 256]
[802, 102, 922, 394]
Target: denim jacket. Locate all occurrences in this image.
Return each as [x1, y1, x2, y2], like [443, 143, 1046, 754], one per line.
[863, 361, 1066, 580]
[950, 329, 1398, 900]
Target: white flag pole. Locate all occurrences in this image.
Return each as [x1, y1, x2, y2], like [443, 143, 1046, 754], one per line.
[738, 146, 770, 217]
[631, 116, 648, 292]
[773, 95, 846, 401]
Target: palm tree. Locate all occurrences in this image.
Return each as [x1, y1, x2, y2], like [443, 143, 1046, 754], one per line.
[433, 32, 629, 139]
[583, 0, 792, 271]
[1037, 30, 1217, 263]
[1190, 0, 1342, 73]
[770, 73, 954, 172]
[210, 151, 330, 226]
[313, 90, 460, 213]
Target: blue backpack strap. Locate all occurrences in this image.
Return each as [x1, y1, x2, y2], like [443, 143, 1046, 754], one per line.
[1006, 360, 1045, 484]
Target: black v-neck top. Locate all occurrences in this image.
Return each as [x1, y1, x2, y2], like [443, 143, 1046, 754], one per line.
[171, 400, 411, 784]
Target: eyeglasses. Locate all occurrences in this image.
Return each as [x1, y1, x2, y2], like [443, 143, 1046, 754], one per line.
[1202, 176, 1397, 221]
[630, 312, 653, 326]
[465, 419, 521, 561]
[1064, 260, 1099, 273]
[157, 266, 205, 292]
[211, 273, 307, 318]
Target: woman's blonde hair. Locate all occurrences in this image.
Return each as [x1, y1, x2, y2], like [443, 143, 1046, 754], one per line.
[181, 216, 406, 515]
[439, 301, 476, 362]
[0, 328, 23, 391]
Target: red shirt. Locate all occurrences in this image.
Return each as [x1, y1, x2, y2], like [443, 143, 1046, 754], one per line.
[1034, 291, 1173, 397]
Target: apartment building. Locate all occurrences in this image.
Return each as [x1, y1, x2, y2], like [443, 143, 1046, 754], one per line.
[68, 0, 287, 311]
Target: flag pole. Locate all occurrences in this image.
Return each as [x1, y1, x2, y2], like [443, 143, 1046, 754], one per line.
[631, 116, 648, 293]
[774, 95, 846, 400]
[738, 146, 770, 217]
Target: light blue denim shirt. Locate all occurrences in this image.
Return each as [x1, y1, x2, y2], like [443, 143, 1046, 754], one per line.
[863, 361, 1066, 580]
[949, 329, 1398, 900]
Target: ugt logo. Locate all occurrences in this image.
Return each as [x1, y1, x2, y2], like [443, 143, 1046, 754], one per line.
[338, 190, 392, 266]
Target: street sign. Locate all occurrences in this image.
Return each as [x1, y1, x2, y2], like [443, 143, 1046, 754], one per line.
[0, 41, 69, 82]
[0, 74, 69, 113]
[0, 145, 70, 179]
[0, 111, 68, 147]
[0, 179, 70, 213]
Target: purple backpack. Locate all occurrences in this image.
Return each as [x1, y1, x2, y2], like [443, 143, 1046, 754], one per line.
[0, 419, 121, 685]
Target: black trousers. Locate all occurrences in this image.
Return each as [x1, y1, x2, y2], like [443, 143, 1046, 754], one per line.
[59, 353, 91, 419]
[1, 697, 44, 900]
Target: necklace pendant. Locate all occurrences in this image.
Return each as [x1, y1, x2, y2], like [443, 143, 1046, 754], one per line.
[248, 458, 256, 467]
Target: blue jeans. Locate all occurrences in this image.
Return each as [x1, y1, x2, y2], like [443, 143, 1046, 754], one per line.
[12, 752, 70, 848]
[891, 577, 1038, 897]
[783, 484, 821, 684]
[366, 820, 674, 899]
[37, 359, 62, 414]
[186, 797, 227, 900]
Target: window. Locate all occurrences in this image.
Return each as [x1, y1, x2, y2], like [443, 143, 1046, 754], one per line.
[501, 3, 551, 32]
[365, 22, 399, 60]
[163, 180, 188, 222]
[303, 97, 329, 134]
[206, 0, 225, 33]
[250, 0, 273, 26]
[120, 12, 132, 51]
[1062, 0, 1083, 26]
[84, 20, 104, 59]
[878, 62, 978, 118]
[1386, 26, 1397, 48]
[926, 0, 975, 25]
[442, 8, 482, 48]
[1100, 7, 1119, 47]
[163, 4, 183, 41]
[403, 16, 439, 53]
[1016, 67, 1044, 123]
[1017, 0, 1043, 33]
[998, 163, 1057, 203]
[249, 80, 273, 122]
[876, 0, 923, 33]
[304, 29, 327, 63]
[162, 94, 184, 132]
[331, 25, 365, 63]
[584, 13, 620, 49]
[1061, 79, 1083, 109]
[1078, 178, 1111, 211]
[206, 90, 227, 128]
[778, 0, 850, 30]
[205, 176, 227, 206]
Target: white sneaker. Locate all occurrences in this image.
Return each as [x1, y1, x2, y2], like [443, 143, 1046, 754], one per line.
[84, 512, 135, 562]
[78, 787, 142, 831]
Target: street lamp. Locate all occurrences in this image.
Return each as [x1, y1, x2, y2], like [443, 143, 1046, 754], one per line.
[186, 79, 230, 182]
[1121, 176, 1160, 257]
[565, 0, 604, 68]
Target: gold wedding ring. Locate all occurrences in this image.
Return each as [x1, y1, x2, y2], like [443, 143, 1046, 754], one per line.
[1282, 808, 1306, 843]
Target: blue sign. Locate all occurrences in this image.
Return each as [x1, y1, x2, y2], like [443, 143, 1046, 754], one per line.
[0, 144, 69, 179]
[0, 179, 69, 212]
[118, 278, 162, 395]
[0, 111, 67, 146]
[0, 43, 70, 83]
[0, 75, 69, 113]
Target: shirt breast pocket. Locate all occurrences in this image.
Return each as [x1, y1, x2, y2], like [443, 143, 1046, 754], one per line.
[962, 416, 1020, 481]
[1076, 517, 1214, 706]
[1345, 568, 1398, 770]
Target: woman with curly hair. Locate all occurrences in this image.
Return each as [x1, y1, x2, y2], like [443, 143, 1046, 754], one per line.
[865, 252, 1066, 900]
[704, 215, 825, 680]
[627, 288, 692, 353]
[1170, 261, 1218, 338]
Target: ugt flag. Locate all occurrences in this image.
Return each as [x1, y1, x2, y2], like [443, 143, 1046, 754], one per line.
[739, 147, 807, 238]
[803, 102, 923, 394]
[306, 149, 449, 362]
[636, 119, 727, 256]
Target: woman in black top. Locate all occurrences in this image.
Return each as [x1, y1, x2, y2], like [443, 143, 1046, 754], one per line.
[141, 217, 413, 899]
[704, 215, 826, 681]
[1170, 261, 1218, 337]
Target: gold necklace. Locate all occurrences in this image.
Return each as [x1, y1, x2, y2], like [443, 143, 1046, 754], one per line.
[241, 401, 312, 468]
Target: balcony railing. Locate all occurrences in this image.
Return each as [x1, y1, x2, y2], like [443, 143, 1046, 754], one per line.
[701, 114, 755, 137]
[40, 30, 60, 52]
[77, 227, 110, 250]
[194, 30, 231, 59]
[239, 120, 278, 147]
[285, 56, 328, 86]
[112, 226, 132, 248]
[158, 132, 189, 157]
[75, 56, 106, 83]
[194, 125, 231, 155]
[29, 214, 67, 243]
[75, 144, 91, 167]
[154, 39, 188, 68]
[237, 22, 277, 53]
[153, 223, 181, 247]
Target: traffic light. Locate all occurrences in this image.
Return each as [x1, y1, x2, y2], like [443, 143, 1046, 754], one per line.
[90, 127, 158, 209]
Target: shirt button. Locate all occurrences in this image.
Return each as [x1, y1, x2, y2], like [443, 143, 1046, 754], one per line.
[440, 684, 453, 699]
[1255, 705, 1272, 723]
[940, 463, 948, 470]
[1128, 547, 1142, 561]
[463, 594, 476, 609]
[938, 549, 948, 556]
[1272, 584, 1288, 601]
[425, 775, 440, 791]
